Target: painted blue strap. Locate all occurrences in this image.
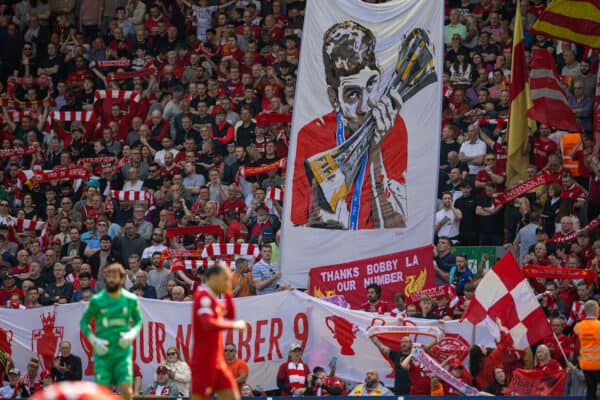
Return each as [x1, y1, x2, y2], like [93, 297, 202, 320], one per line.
[336, 114, 367, 230]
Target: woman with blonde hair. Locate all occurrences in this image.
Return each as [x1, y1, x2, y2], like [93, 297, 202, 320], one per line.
[534, 344, 562, 373]
[161, 346, 191, 396]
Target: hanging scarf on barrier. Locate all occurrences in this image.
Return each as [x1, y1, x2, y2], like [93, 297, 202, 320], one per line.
[412, 348, 479, 396]
[492, 173, 553, 207]
[94, 90, 140, 103]
[201, 243, 259, 258]
[165, 225, 223, 240]
[523, 264, 595, 282]
[548, 214, 600, 243]
[0, 146, 39, 158]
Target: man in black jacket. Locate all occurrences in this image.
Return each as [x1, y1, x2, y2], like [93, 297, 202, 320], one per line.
[51, 341, 82, 381]
[88, 235, 119, 280]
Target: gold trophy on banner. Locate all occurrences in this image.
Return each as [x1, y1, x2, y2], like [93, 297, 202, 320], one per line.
[305, 28, 437, 215]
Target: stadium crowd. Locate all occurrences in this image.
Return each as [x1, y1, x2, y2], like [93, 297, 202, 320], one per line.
[0, 0, 599, 397]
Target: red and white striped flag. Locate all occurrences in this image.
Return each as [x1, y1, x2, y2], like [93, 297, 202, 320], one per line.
[201, 243, 259, 259]
[110, 190, 150, 201]
[266, 187, 284, 202]
[527, 49, 579, 131]
[94, 90, 140, 103]
[461, 252, 551, 349]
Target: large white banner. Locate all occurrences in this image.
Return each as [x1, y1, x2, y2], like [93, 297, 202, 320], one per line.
[0, 291, 495, 390]
[280, 0, 444, 290]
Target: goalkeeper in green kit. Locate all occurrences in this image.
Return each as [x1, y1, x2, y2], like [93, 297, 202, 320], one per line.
[80, 263, 143, 400]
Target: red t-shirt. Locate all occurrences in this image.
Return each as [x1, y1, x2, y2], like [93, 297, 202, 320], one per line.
[408, 358, 431, 395]
[533, 137, 558, 170]
[359, 300, 393, 314]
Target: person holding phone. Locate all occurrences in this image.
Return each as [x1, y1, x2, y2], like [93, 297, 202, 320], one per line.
[434, 192, 462, 243]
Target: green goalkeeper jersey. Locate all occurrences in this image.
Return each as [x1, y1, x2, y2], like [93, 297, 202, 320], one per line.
[80, 288, 143, 359]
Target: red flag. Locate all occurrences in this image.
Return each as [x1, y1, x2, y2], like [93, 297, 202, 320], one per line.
[461, 253, 552, 349]
[527, 49, 579, 131]
[508, 368, 566, 396]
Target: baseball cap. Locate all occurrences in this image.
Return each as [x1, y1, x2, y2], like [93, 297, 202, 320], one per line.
[289, 343, 302, 352]
[40, 370, 52, 380]
[86, 179, 100, 188]
[448, 358, 463, 369]
[51, 237, 62, 245]
[156, 365, 168, 374]
[256, 203, 269, 213]
[8, 367, 20, 375]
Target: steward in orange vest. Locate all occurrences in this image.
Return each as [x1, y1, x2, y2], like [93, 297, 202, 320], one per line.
[574, 299, 600, 400]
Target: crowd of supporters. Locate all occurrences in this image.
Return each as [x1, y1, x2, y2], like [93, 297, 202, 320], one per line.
[0, 0, 599, 397]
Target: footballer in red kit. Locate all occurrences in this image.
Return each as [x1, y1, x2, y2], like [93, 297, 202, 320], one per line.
[191, 264, 247, 400]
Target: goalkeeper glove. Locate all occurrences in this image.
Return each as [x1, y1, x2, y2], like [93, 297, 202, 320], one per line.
[118, 329, 138, 349]
[91, 336, 109, 356]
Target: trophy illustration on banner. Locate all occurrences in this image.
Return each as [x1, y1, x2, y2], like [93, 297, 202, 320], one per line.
[80, 319, 96, 376]
[325, 315, 359, 356]
[305, 28, 438, 214]
[32, 312, 64, 371]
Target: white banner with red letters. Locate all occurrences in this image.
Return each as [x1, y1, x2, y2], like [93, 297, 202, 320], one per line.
[280, 0, 443, 290]
[0, 291, 496, 390]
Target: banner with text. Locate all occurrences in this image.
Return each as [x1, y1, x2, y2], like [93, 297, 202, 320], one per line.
[308, 246, 433, 306]
[0, 291, 496, 390]
[280, 0, 443, 289]
[507, 368, 566, 396]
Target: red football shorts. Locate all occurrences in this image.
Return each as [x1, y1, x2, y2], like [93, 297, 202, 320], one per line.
[192, 366, 237, 398]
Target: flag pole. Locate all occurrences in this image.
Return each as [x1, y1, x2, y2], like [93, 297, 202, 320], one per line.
[553, 331, 570, 365]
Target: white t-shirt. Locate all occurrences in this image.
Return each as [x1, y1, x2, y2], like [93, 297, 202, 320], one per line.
[435, 208, 460, 238]
[192, 5, 217, 41]
[122, 180, 144, 191]
[459, 139, 487, 175]
[142, 244, 168, 260]
[154, 149, 179, 166]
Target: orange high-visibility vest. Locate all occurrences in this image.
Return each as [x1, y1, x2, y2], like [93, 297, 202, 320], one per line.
[577, 319, 600, 370]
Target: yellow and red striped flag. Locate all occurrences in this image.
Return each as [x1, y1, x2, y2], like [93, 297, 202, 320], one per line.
[507, 0, 534, 187]
[531, 0, 600, 49]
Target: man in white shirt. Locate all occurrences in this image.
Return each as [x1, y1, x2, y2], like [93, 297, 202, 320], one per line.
[141, 228, 167, 260]
[154, 136, 179, 166]
[435, 192, 462, 242]
[122, 166, 144, 191]
[459, 123, 487, 176]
